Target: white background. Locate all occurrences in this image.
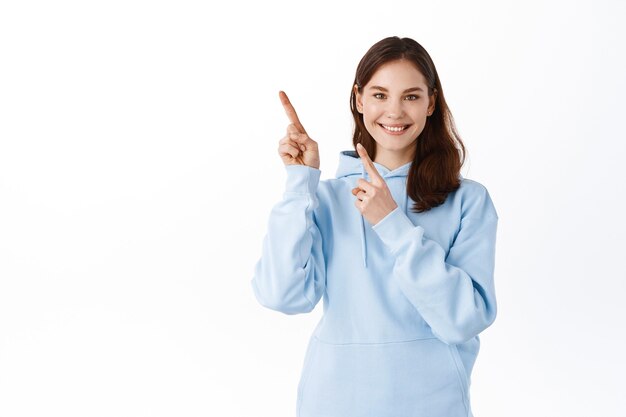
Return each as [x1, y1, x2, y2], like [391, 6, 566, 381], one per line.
[1, 0, 625, 416]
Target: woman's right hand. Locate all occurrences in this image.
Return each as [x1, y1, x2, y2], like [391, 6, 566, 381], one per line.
[277, 91, 320, 169]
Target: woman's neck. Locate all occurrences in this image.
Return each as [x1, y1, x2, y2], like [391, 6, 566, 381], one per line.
[373, 147, 414, 171]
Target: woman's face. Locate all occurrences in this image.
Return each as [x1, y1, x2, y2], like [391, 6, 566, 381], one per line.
[355, 59, 435, 159]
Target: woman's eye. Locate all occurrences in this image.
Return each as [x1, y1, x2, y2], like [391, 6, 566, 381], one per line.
[372, 93, 419, 100]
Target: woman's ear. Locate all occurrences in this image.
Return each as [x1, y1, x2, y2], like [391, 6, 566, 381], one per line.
[354, 84, 363, 113]
[428, 88, 437, 114]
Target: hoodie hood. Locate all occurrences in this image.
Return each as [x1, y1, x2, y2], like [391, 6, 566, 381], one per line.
[335, 150, 413, 268]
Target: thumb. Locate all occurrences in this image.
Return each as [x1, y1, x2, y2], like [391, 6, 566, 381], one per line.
[287, 124, 301, 136]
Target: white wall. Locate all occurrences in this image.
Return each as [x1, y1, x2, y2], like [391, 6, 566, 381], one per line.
[1, 0, 624, 416]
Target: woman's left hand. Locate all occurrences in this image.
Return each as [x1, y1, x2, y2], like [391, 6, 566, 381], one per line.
[352, 143, 399, 226]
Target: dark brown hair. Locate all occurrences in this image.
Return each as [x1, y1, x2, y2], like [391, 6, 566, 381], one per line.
[350, 36, 466, 212]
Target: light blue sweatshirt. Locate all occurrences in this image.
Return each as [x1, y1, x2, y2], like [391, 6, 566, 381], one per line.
[251, 150, 499, 417]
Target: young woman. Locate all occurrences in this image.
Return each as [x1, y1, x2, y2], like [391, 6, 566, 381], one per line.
[251, 36, 499, 417]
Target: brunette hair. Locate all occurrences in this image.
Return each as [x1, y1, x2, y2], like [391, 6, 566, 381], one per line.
[350, 36, 466, 212]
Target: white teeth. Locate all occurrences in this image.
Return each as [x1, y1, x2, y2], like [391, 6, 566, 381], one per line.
[381, 124, 407, 132]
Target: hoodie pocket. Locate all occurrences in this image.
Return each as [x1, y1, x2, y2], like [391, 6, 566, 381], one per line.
[298, 336, 468, 417]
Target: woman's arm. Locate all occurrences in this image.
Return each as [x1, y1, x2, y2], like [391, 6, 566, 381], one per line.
[372, 188, 498, 345]
[251, 165, 326, 315]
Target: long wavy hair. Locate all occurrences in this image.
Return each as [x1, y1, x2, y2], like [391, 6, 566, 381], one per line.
[350, 36, 466, 213]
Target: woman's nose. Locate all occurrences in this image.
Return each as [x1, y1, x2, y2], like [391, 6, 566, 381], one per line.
[386, 100, 404, 119]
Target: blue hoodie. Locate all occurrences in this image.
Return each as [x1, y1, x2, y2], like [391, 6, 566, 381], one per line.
[251, 150, 499, 417]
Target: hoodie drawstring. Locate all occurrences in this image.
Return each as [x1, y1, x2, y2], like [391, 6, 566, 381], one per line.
[360, 163, 368, 268]
[404, 180, 410, 216]
[359, 164, 411, 269]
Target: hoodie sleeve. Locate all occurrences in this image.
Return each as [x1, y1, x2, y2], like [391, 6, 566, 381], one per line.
[251, 164, 326, 315]
[372, 187, 498, 345]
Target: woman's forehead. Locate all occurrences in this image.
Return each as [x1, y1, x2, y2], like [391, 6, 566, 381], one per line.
[366, 60, 427, 90]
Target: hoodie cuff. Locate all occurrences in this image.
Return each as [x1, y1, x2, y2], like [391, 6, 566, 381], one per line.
[284, 165, 321, 194]
[372, 206, 416, 253]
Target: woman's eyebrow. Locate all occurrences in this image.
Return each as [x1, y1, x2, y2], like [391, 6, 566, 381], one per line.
[370, 85, 425, 93]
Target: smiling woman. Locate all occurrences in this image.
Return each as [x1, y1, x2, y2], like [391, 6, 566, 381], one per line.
[252, 36, 499, 417]
[350, 37, 466, 213]
[354, 60, 434, 166]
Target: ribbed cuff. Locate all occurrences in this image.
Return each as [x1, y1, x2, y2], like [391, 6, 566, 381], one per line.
[284, 165, 321, 194]
[372, 207, 416, 253]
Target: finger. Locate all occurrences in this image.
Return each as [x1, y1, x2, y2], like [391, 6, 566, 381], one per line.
[356, 143, 383, 183]
[280, 136, 305, 153]
[287, 133, 307, 150]
[351, 186, 369, 200]
[287, 123, 304, 137]
[279, 134, 302, 149]
[279, 91, 307, 134]
[356, 178, 375, 194]
[278, 142, 301, 159]
[286, 127, 311, 149]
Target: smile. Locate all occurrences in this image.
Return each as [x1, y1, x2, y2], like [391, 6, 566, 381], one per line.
[379, 123, 410, 133]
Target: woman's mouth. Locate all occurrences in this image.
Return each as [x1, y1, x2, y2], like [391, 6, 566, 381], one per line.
[378, 123, 411, 135]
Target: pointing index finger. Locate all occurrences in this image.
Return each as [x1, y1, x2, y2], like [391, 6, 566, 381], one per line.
[279, 91, 307, 134]
[356, 143, 383, 182]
